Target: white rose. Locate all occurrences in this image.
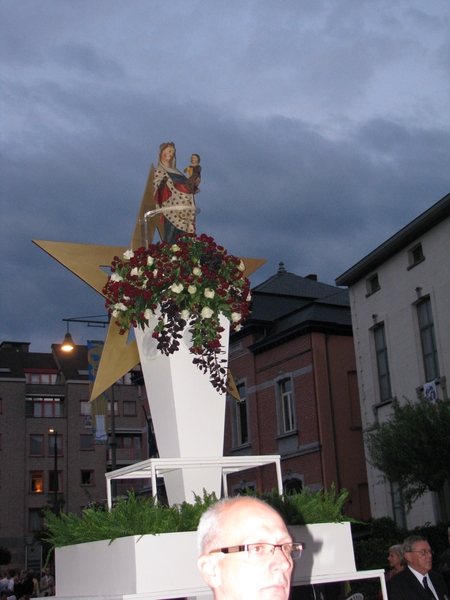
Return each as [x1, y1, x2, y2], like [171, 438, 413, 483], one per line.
[130, 267, 141, 277]
[188, 285, 197, 294]
[144, 308, 154, 320]
[193, 267, 202, 276]
[147, 256, 154, 266]
[246, 292, 252, 301]
[201, 307, 214, 319]
[153, 269, 158, 277]
[112, 309, 120, 318]
[171, 244, 180, 252]
[110, 273, 123, 282]
[204, 288, 215, 299]
[234, 324, 242, 332]
[114, 302, 127, 311]
[123, 249, 134, 260]
[238, 260, 245, 271]
[181, 309, 190, 321]
[123, 296, 130, 301]
[231, 312, 241, 322]
[171, 283, 183, 294]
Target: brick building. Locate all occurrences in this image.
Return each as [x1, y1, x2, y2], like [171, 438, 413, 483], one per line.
[0, 340, 146, 567]
[224, 264, 371, 521]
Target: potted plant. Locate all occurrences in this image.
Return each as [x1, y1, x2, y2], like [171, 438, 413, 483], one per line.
[46, 487, 365, 600]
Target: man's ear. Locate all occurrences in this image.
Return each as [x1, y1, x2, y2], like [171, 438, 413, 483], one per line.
[197, 553, 222, 588]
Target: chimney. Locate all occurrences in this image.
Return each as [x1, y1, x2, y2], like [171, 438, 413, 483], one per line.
[305, 274, 317, 281]
[278, 262, 287, 274]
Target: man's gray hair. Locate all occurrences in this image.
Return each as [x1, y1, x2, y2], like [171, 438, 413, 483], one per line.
[196, 496, 273, 555]
[403, 535, 428, 554]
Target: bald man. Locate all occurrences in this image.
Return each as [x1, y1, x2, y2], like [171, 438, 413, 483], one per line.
[197, 496, 303, 600]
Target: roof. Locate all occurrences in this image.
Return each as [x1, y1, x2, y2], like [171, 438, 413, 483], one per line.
[0, 347, 59, 378]
[335, 192, 450, 287]
[233, 265, 352, 351]
[0, 347, 26, 378]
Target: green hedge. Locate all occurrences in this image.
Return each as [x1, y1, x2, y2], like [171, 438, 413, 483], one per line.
[351, 517, 450, 600]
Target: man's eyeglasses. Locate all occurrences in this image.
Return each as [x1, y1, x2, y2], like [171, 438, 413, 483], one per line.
[408, 549, 433, 556]
[209, 542, 304, 560]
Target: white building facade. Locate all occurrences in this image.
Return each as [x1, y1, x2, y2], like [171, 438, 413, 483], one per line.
[336, 192, 450, 528]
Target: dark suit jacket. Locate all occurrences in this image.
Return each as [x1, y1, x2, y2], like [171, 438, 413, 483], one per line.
[387, 567, 449, 600]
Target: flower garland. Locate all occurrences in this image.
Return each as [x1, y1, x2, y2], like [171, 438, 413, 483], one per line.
[102, 233, 251, 393]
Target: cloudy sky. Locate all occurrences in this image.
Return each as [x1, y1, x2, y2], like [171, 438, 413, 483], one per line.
[2, 0, 449, 353]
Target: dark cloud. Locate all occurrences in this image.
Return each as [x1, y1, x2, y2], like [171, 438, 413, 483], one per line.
[1, 0, 449, 351]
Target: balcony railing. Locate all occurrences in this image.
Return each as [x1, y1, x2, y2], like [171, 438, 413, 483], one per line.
[107, 448, 142, 461]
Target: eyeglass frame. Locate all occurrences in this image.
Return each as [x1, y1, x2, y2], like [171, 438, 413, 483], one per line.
[407, 549, 434, 556]
[209, 541, 304, 560]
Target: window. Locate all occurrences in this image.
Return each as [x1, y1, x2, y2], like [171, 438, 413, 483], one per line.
[30, 434, 44, 456]
[25, 372, 58, 384]
[29, 508, 43, 531]
[123, 401, 136, 416]
[408, 243, 424, 269]
[80, 401, 92, 415]
[366, 273, 380, 296]
[80, 434, 94, 450]
[48, 434, 62, 456]
[236, 384, 249, 445]
[116, 373, 133, 385]
[30, 471, 44, 493]
[26, 397, 62, 418]
[391, 481, 406, 529]
[108, 401, 119, 416]
[278, 378, 296, 433]
[417, 297, 440, 381]
[110, 436, 142, 460]
[374, 324, 392, 401]
[81, 470, 94, 486]
[284, 475, 303, 495]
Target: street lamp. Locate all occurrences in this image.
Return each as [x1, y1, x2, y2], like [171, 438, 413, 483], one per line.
[48, 429, 58, 513]
[60, 315, 109, 352]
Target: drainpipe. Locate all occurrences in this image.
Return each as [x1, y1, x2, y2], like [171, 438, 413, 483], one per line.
[325, 332, 341, 491]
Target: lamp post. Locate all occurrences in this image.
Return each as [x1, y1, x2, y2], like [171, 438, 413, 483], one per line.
[60, 315, 109, 352]
[49, 429, 58, 513]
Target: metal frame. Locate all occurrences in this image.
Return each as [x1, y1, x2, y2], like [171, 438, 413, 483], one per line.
[105, 455, 283, 508]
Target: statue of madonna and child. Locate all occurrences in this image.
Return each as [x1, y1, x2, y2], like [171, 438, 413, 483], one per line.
[153, 142, 201, 244]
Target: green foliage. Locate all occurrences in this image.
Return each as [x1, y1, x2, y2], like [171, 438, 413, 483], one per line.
[0, 545, 12, 565]
[43, 490, 218, 549]
[248, 483, 353, 525]
[43, 484, 352, 555]
[351, 517, 450, 600]
[366, 398, 450, 510]
[353, 517, 408, 572]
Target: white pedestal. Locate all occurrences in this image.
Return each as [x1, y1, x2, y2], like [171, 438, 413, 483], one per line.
[134, 315, 229, 505]
[54, 523, 387, 599]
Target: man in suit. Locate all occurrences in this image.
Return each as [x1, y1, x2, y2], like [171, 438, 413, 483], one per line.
[387, 535, 449, 600]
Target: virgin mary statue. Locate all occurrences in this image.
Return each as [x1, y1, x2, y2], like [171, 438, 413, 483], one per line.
[153, 142, 197, 244]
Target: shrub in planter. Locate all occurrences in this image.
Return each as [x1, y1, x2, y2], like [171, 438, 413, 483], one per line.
[43, 485, 353, 553]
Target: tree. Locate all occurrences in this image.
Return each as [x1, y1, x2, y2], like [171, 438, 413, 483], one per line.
[366, 398, 450, 520]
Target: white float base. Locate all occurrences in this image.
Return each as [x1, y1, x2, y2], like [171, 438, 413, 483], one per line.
[134, 316, 229, 505]
[54, 522, 387, 599]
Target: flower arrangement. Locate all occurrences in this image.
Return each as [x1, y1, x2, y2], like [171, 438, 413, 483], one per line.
[102, 233, 251, 393]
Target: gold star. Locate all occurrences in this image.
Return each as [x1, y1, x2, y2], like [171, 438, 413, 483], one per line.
[33, 165, 265, 399]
